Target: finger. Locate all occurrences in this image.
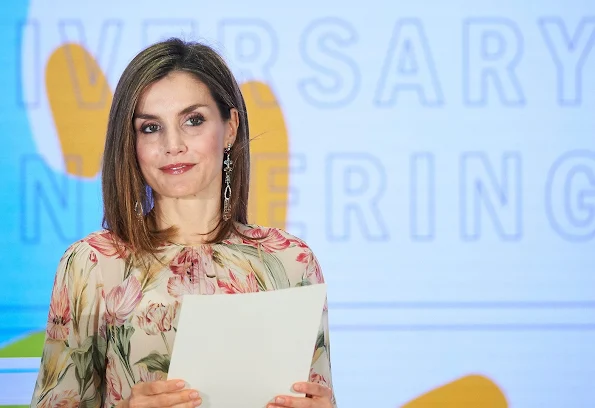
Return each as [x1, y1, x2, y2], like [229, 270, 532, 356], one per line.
[153, 389, 202, 408]
[267, 396, 314, 408]
[169, 395, 203, 408]
[293, 382, 332, 399]
[133, 379, 186, 396]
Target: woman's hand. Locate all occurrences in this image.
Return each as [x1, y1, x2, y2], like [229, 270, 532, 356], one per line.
[268, 382, 333, 408]
[120, 379, 202, 408]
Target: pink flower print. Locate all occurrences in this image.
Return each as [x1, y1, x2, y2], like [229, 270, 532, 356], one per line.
[218, 270, 259, 294]
[198, 245, 215, 274]
[309, 368, 330, 389]
[169, 247, 195, 276]
[293, 239, 309, 249]
[86, 231, 128, 258]
[106, 355, 123, 405]
[99, 321, 107, 341]
[40, 389, 80, 408]
[138, 364, 165, 382]
[298, 249, 324, 284]
[167, 275, 198, 298]
[88, 250, 97, 263]
[305, 258, 324, 284]
[104, 276, 143, 326]
[47, 285, 71, 341]
[296, 249, 313, 264]
[242, 227, 292, 252]
[200, 277, 216, 295]
[201, 244, 214, 258]
[137, 302, 178, 335]
[167, 248, 215, 297]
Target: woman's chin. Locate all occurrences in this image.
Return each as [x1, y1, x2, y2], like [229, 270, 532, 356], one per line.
[155, 188, 208, 200]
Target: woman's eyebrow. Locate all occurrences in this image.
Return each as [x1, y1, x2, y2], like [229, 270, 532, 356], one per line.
[133, 103, 209, 121]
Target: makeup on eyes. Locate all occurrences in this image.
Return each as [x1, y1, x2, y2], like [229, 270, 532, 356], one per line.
[136, 111, 207, 134]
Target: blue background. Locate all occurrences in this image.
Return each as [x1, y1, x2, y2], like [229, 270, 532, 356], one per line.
[1, 0, 595, 406]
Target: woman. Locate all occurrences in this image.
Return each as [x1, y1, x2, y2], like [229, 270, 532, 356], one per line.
[30, 38, 336, 408]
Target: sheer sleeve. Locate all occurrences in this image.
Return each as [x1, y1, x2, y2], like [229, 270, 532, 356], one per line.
[302, 249, 338, 407]
[30, 241, 107, 407]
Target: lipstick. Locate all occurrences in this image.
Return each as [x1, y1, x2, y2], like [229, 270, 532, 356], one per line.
[159, 163, 195, 175]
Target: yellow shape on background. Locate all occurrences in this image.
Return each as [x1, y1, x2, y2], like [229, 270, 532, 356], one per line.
[402, 374, 508, 408]
[241, 81, 289, 229]
[46, 43, 112, 178]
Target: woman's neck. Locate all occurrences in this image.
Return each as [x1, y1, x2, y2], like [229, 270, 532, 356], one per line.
[153, 195, 221, 244]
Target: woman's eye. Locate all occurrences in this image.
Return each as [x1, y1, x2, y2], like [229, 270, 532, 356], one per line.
[141, 123, 160, 134]
[185, 115, 203, 126]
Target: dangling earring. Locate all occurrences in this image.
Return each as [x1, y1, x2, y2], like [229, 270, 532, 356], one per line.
[223, 143, 233, 221]
[134, 200, 143, 218]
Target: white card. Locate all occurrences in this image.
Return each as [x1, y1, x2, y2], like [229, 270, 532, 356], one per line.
[168, 284, 327, 408]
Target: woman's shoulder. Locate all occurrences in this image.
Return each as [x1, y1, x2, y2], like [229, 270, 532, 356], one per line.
[61, 229, 130, 261]
[239, 224, 325, 284]
[237, 224, 312, 252]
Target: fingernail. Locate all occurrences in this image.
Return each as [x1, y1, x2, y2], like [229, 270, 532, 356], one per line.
[177, 381, 186, 388]
[276, 397, 285, 404]
[190, 391, 200, 399]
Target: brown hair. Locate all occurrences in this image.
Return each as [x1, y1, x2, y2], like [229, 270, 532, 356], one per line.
[101, 38, 250, 256]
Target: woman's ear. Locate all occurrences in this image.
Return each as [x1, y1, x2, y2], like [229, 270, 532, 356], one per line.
[225, 108, 239, 146]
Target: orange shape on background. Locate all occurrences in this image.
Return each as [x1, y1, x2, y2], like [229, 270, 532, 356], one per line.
[241, 81, 289, 229]
[46, 43, 111, 178]
[402, 374, 508, 408]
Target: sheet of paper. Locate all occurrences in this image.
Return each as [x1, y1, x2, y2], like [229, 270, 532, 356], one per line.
[168, 284, 327, 408]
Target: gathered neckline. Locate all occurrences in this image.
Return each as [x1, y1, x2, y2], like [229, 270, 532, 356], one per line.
[155, 226, 250, 250]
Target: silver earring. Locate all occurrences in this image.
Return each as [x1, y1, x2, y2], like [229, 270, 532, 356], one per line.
[223, 143, 233, 221]
[134, 200, 143, 218]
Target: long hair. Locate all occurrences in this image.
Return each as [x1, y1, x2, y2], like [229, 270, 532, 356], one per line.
[101, 38, 250, 256]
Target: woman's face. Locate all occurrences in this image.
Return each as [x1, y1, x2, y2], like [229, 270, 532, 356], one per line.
[134, 71, 238, 202]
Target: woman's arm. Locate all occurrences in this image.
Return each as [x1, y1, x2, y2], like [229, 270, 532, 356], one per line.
[30, 241, 107, 407]
[302, 248, 338, 407]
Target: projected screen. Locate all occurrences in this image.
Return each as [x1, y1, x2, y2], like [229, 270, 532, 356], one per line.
[1, 1, 594, 406]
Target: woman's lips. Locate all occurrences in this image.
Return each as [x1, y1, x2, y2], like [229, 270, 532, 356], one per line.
[159, 163, 196, 175]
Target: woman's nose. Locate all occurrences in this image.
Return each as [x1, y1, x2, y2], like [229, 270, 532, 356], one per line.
[164, 128, 188, 155]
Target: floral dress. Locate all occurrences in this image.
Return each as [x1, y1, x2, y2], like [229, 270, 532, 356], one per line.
[30, 224, 336, 407]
